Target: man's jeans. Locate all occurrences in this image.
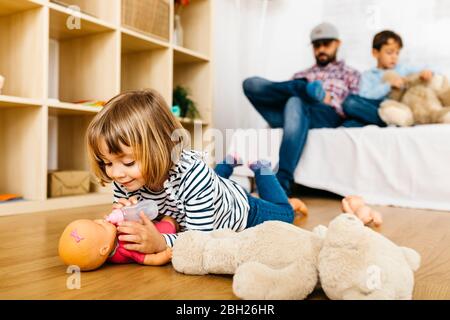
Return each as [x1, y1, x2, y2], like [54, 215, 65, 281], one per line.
[341, 94, 386, 128]
[243, 76, 343, 196]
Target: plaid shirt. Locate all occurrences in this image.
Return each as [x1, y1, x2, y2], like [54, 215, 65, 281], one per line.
[292, 60, 360, 117]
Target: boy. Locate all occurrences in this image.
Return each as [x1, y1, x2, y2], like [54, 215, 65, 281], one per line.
[342, 30, 434, 127]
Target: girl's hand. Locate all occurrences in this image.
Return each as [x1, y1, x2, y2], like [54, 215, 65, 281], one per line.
[112, 196, 138, 209]
[117, 212, 167, 254]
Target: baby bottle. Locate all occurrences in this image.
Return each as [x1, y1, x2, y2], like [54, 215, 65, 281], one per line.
[106, 199, 159, 224]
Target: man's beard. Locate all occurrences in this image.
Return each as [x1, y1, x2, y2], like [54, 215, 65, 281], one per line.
[315, 52, 337, 67]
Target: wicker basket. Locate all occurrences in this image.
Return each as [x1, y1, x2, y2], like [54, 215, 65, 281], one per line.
[122, 0, 170, 41]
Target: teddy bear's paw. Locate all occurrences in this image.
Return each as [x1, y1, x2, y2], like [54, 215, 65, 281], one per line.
[233, 262, 278, 300]
[233, 262, 315, 300]
[172, 231, 210, 275]
[440, 109, 450, 124]
[379, 101, 414, 127]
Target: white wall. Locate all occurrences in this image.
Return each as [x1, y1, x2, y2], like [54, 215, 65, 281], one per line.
[213, 0, 450, 139]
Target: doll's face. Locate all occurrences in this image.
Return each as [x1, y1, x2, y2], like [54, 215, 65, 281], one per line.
[59, 219, 118, 271]
[93, 219, 117, 239]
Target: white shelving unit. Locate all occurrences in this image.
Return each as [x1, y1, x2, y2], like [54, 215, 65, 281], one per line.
[0, 0, 213, 215]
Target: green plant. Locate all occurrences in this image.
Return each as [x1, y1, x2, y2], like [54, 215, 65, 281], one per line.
[172, 85, 200, 119]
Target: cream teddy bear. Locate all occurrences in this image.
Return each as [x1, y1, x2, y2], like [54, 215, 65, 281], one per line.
[172, 214, 421, 300]
[379, 71, 450, 126]
[316, 213, 421, 300]
[172, 221, 323, 300]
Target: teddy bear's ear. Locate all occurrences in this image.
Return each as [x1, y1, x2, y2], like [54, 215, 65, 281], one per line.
[401, 247, 421, 271]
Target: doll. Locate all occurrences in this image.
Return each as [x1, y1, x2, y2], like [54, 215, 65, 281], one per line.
[58, 214, 177, 271]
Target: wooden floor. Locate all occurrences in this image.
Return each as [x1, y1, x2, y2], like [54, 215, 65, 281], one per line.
[1, 196, 449, 300]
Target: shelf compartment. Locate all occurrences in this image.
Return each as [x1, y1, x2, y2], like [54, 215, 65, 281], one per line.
[0, 6, 46, 99]
[121, 32, 172, 103]
[49, 0, 119, 25]
[49, 3, 116, 40]
[47, 112, 93, 173]
[122, 0, 170, 42]
[0, 105, 46, 202]
[175, 0, 211, 56]
[47, 110, 108, 196]
[49, 29, 119, 104]
[173, 61, 211, 124]
[0, 0, 42, 17]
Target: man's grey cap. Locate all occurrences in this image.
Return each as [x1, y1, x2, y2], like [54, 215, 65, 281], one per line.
[310, 22, 339, 42]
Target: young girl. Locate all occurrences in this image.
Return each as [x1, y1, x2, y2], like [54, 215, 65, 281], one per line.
[86, 89, 295, 255]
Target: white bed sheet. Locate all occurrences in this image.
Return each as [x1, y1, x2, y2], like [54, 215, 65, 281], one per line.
[229, 125, 450, 211]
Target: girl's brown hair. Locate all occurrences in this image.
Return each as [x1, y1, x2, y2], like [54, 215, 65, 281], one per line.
[86, 89, 188, 189]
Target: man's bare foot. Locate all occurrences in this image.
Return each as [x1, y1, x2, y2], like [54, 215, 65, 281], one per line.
[288, 198, 308, 216]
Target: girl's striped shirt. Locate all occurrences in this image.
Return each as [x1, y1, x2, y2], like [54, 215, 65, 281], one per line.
[113, 149, 250, 247]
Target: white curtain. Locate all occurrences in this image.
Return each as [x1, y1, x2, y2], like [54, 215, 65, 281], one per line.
[213, 0, 323, 142]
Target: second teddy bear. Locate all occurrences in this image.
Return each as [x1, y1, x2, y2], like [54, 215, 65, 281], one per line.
[379, 71, 450, 126]
[316, 214, 420, 299]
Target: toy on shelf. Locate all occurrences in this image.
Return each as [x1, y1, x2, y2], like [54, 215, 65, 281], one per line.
[0, 194, 23, 203]
[0, 75, 4, 95]
[73, 100, 106, 107]
[59, 200, 176, 271]
[173, 85, 201, 120]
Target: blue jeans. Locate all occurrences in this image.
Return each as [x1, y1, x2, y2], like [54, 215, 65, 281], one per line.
[214, 161, 294, 228]
[243, 76, 343, 195]
[341, 95, 386, 127]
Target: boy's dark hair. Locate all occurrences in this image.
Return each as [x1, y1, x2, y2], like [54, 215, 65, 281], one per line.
[372, 30, 403, 51]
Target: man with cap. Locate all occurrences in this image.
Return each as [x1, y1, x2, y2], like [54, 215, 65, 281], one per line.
[243, 22, 360, 196]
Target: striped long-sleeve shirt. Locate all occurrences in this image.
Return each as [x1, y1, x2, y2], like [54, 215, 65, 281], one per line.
[112, 149, 250, 247]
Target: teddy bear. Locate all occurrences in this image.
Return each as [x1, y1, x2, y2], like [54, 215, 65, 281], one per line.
[172, 221, 323, 300]
[172, 214, 421, 300]
[316, 213, 421, 300]
[378, 70, 450, 127]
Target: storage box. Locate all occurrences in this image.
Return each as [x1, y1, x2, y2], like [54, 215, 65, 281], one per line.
[48, 171, 90, 198]
[122, 0, 170, 41]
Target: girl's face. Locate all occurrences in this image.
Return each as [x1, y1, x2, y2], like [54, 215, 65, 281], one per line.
[99, 139, 146, 192]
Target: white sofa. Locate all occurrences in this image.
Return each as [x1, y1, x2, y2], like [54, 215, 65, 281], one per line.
[228, 125, 450, 211]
